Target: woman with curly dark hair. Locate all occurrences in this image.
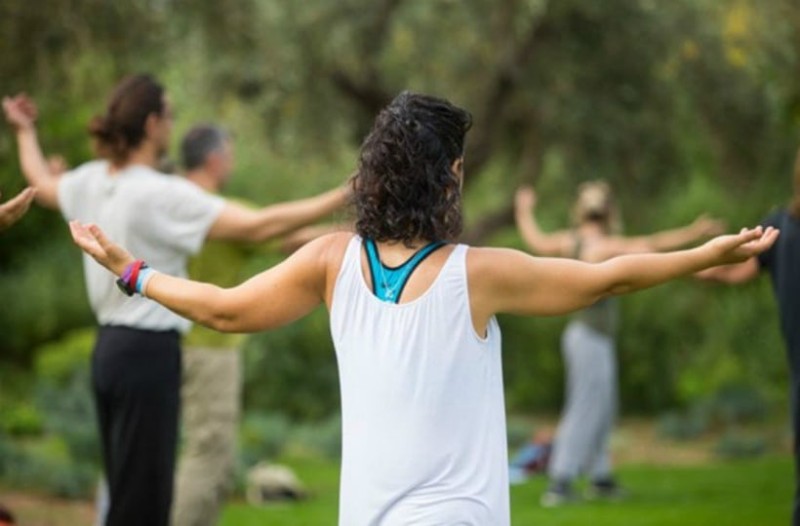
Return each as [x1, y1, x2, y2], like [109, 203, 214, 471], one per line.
[69, 91, 776, 525]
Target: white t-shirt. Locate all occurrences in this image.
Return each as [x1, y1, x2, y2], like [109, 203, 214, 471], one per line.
[58, 160, 225, 332]
[330, 236, 509, 526]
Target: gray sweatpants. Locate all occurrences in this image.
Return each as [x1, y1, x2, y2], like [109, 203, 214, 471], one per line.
[548, 320, 617, 482]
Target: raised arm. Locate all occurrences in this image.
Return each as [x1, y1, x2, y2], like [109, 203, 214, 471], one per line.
[69, 221, 340, 332]
[469, 226, 778, 325]
[2, 94, 60, 209]
[514, 186, 575, 257]
[206, 185, 350, 243]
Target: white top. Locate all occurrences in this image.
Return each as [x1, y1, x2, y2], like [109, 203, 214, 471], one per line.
[330, 235, 509, 526]
[58, 160, 225, 332]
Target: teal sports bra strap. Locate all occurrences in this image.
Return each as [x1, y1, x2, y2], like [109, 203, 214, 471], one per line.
[364, 238, 446, 303]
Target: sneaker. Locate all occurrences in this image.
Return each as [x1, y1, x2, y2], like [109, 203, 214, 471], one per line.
[584, 478, 627, 501]
[540, 480, 576, 507]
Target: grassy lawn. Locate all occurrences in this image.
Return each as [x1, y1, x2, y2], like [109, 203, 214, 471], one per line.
[221, 455, 793, 526]
[4, 452, 792, 525]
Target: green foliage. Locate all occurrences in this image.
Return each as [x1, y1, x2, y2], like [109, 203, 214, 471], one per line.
[0, 404, 43, 437]
[658, 409, 709, 441]
[658, 387, 769, 442]
[714, 431, 767, 459]
[239, 413, 292, 467]
[243, 307, 340, 422]
[0, 0, 798, 429]
[713, 383, 769, 425]
[0, 329, 99, 496]
[287, 414, 342, 460]
[33, 329, 99, 465]
[0, 239, 93, 363]
[0, 434, 95, 498]
[34, 328, 94, 384]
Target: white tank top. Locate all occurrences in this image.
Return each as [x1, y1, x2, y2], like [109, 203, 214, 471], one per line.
[330, 235, 509, 526]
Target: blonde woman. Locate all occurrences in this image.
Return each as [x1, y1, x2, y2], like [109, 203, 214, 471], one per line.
[515, 182, 724, 506]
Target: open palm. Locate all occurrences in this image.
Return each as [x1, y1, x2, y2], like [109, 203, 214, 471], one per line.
[709, 226, 779, 265]
[69, 221, 135, 275]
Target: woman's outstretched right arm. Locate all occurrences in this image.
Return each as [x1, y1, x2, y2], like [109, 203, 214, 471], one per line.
[70, 221, 338, 333]
[2, 94, 60, 209]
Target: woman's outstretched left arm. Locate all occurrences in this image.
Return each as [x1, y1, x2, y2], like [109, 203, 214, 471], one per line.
[69, 221, 334, 333]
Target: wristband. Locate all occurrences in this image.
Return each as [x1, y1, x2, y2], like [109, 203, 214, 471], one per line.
[116, 260, 147, 296]
[136, 267, 156, 297]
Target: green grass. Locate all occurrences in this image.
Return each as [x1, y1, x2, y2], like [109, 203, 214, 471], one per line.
[221, 455, 793, 525]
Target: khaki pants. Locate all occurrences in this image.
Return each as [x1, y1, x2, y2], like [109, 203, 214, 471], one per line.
[172, 346, 241, 526]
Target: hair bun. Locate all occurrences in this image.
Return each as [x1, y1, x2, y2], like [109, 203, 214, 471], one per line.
[88, 115, 114, 140]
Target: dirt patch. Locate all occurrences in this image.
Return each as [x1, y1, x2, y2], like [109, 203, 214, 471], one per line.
[0, 492, 94, 526]
[516, 417, 789, 467]
[611, 418, 714, 466]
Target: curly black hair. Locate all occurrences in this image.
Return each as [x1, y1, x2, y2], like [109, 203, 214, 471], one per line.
[352, 91, 473, 246]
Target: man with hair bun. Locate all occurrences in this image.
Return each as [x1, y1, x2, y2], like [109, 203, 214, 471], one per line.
[3, 75, 348, 526]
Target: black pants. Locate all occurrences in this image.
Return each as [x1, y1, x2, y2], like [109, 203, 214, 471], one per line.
[791, 371, 800, 526]
[92, 326, 181, 526]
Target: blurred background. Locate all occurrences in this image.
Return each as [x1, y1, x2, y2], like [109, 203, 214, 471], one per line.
[0, 0, 798, 524]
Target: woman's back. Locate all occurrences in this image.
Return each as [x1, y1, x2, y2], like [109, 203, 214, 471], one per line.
[329, 235, 509, 526]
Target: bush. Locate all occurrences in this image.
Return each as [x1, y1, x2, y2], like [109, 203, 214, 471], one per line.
[288, 413, 342, 460]
[657, 406, 709, 441]
[0, 328, 100, 497]
[243, 306, 340, 421]
[0, 435, 96, 498]
[34, 328, 99, 464]
[239, 413, 293, 468]
[711, 383, 768, 426]
[714, 431, 766, 459]
[0, 403, 44, 437]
